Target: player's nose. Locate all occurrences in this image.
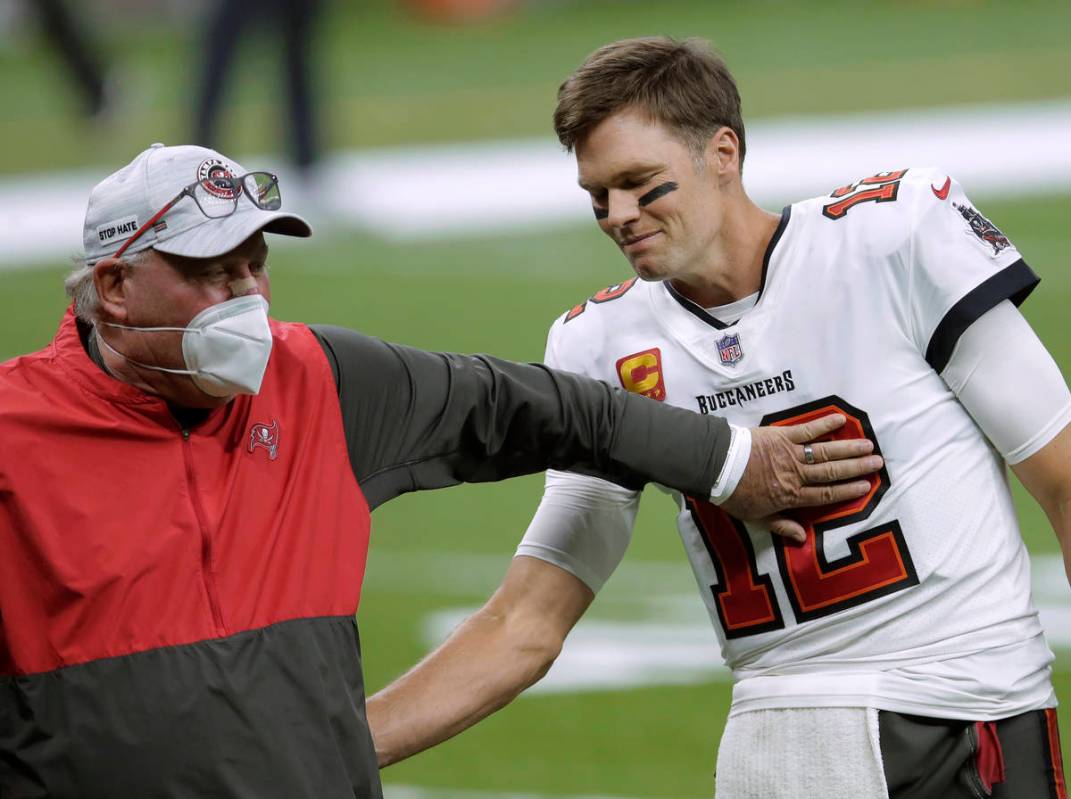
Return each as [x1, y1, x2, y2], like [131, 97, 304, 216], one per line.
[606, 189, 641, 229]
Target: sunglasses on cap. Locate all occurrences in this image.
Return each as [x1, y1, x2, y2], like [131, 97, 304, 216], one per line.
[115, 172, 281, 258]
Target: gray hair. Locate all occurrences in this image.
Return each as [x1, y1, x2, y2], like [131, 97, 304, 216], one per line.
[64, 251, 151, 324]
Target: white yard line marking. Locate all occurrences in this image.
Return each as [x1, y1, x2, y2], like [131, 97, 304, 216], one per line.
[2, 100, 1070, 269]
[367, 549, 1071, 695]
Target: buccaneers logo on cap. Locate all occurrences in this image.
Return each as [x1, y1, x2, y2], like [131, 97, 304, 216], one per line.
[616, 348, 666, 401]
[198, 158, 239, 200]
[248, 419, 280, 460]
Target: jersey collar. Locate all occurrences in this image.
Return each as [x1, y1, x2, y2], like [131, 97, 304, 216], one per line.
[663, 205, 792, 330]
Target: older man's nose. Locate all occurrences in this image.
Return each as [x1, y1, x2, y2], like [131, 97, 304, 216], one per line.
[228, 271, 260, 297]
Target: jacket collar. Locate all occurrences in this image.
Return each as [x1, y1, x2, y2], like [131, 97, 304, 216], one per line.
[54, 306, 180, 414]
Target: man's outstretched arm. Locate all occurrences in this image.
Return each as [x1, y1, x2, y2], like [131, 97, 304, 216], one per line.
[312, 326, 880, 520]
[368, 555, 592, 767]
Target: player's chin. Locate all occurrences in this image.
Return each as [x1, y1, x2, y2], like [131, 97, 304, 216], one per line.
[629, 258, 667, 282]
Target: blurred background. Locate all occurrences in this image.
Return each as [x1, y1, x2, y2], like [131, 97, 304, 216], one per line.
[1, 1, 1069, 796]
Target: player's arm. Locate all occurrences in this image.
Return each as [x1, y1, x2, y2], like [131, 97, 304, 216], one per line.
[369, 555, 594, 766]
[369, 469, 639, 766]
[902, 172, 1071, 576]
[1012, 427, 1071, 585]
[940, 300, 1071, 583]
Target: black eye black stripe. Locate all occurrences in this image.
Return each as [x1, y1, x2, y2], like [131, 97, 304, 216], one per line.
[638, 181, 678, 206]
[592, 181, 677, 220]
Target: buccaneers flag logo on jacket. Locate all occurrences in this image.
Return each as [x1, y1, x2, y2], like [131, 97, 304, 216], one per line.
[248, 419, 281, 460]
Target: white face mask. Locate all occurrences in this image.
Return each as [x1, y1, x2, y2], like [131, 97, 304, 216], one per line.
[99, 295, 273, 397]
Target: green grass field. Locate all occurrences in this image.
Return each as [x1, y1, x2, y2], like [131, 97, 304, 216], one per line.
[2, 1, 1070, 796]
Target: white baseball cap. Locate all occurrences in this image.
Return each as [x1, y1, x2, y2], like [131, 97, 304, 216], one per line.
[83, 143, 311, 263]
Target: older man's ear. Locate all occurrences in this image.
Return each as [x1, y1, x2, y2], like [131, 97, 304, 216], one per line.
[92, 256, 131, 322]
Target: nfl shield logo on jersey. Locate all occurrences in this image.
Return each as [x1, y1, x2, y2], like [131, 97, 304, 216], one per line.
[717, 334, 743, 366]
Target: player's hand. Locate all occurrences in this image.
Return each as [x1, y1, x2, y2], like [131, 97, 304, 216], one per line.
[719, 414, 882, 543]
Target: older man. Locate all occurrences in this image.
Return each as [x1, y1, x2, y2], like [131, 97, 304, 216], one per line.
[0, 142, 879, 798]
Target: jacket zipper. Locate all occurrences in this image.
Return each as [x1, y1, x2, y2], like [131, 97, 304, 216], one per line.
[181, 427, 227, 634]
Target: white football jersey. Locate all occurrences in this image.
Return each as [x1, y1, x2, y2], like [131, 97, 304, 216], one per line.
[524, 167, 1058, 721]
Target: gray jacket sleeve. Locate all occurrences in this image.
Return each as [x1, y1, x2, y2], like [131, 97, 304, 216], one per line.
[310, 325, 731, 511]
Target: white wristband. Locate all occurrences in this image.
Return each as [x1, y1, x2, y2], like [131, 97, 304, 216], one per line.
[709, 424, 751, 504]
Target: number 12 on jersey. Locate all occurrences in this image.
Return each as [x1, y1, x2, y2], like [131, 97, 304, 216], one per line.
[688, 397, 919, 639]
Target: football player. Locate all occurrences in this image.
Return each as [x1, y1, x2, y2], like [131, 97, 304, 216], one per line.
[367, 38, 1071, 798]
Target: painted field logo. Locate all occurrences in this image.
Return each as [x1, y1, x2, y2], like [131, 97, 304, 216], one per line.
[616, 348, 666, 401]
[717, 334, 744, 366]
[248, 419, 280, 460]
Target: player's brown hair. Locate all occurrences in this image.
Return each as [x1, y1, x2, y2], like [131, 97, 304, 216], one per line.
[554, 37, 746, 169]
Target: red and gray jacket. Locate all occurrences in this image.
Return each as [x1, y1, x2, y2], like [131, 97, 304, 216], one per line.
[0, 309, 731, 798]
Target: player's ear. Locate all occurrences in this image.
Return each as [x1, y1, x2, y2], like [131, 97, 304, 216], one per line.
[705, 127, 741, 183]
